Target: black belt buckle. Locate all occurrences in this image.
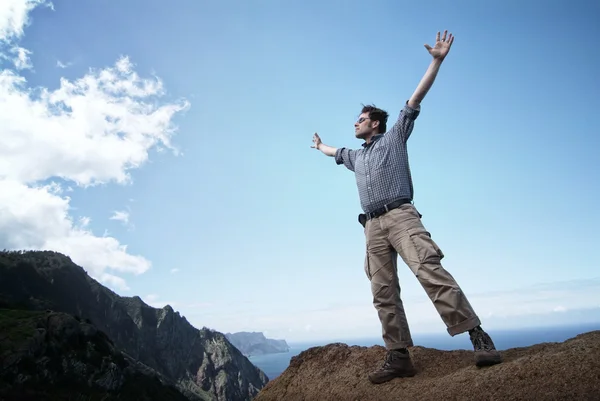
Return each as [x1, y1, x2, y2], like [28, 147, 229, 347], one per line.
[366, 198, 410, 221]
[367, 210, 378, 220]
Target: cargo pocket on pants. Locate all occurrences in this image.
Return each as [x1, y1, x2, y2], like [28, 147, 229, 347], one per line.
[407, 226, 445, 265]
[364, 248, 372, 280]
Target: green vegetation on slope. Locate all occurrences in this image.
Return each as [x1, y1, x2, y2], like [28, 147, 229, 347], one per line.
[0, 308, 191, 401]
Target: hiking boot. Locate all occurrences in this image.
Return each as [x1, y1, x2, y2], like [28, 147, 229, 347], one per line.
[469, 326, 502, 367]
[368, 348, 416, 384]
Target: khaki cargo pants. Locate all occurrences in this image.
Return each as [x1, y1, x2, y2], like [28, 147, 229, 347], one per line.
[364, 203, 481, 350]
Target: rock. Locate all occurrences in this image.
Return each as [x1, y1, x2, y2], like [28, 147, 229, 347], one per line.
[254, 331, 600, 401]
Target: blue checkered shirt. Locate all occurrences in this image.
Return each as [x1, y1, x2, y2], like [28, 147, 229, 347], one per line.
[334, 103, 421, 214]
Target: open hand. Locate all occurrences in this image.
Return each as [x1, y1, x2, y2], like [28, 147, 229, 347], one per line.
[311, 133, 322, 150]
[424, 30, 454, 60]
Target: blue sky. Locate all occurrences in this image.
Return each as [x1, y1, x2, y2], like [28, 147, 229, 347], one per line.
[1, 0, 599, 342]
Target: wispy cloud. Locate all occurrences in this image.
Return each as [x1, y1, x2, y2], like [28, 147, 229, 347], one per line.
[56, 59, 72, 69]
[8, 46, 31, 69]
[145, 293, 158, 302]
[110, 210, 129, 224]
[109, 210, 134, 230]
[170, 268, 180, 274]
[142, 293, 179, 309]
[0, 0, 189, 292]
[180, 278, 600, 341]
[183, 302, 213, 308]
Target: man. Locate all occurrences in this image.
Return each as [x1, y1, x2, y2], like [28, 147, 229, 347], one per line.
[311, 30, 502, 384]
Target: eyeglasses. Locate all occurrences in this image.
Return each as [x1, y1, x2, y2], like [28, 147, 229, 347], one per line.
[357, 117, 370, 123]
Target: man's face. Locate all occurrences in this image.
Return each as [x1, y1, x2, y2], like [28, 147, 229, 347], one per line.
[354, 112, 377, 140]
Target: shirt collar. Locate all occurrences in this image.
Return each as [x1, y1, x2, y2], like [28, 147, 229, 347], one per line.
[362, 134, 383, 148]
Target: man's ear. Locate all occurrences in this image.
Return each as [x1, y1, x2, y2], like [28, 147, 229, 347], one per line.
[372, 120, 380, 130]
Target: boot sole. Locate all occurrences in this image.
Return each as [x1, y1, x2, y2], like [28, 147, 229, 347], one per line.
[475, 354, 503, 367]
[368, 369, 417, 384]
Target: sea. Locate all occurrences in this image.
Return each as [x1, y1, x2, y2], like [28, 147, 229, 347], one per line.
[247, 323, 600, 380]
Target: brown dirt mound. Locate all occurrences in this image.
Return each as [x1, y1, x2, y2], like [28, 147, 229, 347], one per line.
[254, 330, 600, 401]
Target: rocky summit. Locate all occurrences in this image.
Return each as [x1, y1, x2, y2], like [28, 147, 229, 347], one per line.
[0, 250, 268, 401]
[254, 330, 600, 401]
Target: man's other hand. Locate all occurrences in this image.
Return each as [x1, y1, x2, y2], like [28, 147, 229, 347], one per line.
[311, 133, 323, 150]
[424, 30, 454, 60]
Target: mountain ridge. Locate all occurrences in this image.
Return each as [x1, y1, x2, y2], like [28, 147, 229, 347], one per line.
[0, 250, 268, 401]
[0, 307, 196, 400]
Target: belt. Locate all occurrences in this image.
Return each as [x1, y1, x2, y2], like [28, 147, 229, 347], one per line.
[365, 198, 412, 220]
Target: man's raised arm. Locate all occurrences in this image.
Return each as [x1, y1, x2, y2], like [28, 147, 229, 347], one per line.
[408, 30, 454, 109]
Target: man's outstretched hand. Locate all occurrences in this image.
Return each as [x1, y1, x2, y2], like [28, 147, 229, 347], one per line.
[311, 132, 337, 157]
[311, 133, 322, 150]
[424, 30, 454, 60]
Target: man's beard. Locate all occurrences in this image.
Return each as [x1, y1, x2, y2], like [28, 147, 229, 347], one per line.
[355, 130, 369, 139]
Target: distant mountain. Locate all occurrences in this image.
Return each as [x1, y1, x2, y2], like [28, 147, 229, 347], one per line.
[0, 250, 268, 401]
[226, 332, 290, 357]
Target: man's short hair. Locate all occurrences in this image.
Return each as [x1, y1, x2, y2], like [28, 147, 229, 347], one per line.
[361, 104, 389, 134]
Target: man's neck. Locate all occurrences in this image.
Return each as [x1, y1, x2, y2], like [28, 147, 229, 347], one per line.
[362, 132, 381, 147]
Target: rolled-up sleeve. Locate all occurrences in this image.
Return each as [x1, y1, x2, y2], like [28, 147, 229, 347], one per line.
[335, 147, 358, 172]
[388, 102, 421, 143]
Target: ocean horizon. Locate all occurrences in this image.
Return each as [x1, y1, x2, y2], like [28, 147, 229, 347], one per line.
[248, 323, 600, 381]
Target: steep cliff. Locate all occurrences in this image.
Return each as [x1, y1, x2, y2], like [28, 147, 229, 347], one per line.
[226, 332, 290, 356]
[0, 250, 268, 401]
[0, 308, 191, 400]
[254, 330, 600, 401]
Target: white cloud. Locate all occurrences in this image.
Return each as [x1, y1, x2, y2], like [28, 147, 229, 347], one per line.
[0, 0, 189, 291]
[0, 54, 187, 185]
[0, 0, 49, 43]
[56, 59, 72, 69]
[0, 0, 47, 70]
[101, 273, 130, 291]
[110, 209, 134, 231]
[143, 293, 177, 309]
[170, 268, 180, 274]
[1, 45, 31, 70]
[110, 210, 130, 224]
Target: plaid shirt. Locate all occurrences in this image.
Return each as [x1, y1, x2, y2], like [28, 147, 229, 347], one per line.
[334, 103, 421, 214]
